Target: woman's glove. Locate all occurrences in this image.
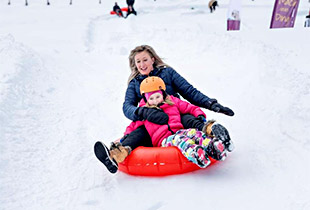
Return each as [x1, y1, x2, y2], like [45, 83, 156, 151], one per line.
[210, 103, 234, 116]
[135, 107, 169, 125]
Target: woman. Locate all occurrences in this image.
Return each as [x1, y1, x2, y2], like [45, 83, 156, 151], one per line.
[94, 45, 234, 173]
[122, 45, 233, 141]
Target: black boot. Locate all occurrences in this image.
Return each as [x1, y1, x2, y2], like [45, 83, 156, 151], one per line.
[210, 123, 234, 152]
[94, 141, 118, 173]
[203, 121, 234, 152]
[205, 139, 227, 161]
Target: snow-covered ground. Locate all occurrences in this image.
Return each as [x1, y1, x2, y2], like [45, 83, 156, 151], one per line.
[1, 0, 310, 209]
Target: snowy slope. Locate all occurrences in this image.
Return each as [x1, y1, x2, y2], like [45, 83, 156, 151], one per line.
[1, 0, 310, 209]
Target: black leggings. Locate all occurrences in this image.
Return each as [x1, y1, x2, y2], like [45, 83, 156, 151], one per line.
[121, 114, 204, 150]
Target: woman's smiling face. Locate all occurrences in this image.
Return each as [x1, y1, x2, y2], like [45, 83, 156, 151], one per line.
[134, 51, 155, 76]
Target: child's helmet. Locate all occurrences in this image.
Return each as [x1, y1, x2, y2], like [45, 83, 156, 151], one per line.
[140, 76, 166, 95]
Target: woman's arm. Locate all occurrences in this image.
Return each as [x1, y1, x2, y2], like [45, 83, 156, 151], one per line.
[122, 80, 141, 121]
[172, 96, 206, 118]
[168, 68, 217, 109]
[168, 68, 234, 116]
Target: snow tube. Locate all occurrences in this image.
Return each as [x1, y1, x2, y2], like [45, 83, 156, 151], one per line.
[110, 7, 128, 15]
[118, 146, 217, 176]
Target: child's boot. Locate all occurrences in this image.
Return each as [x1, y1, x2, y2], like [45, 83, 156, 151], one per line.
[205, 139, 227, 161]
[94, 142, 131, 174]
[194, 146, 211, 168]
[203, 120, 235, 152]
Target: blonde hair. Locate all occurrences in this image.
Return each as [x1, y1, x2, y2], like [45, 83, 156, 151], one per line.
[127, 45, 170, 85]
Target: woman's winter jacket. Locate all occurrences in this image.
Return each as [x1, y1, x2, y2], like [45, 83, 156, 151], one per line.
[123, 66, 217, 121]
[124, 95, 206, 147]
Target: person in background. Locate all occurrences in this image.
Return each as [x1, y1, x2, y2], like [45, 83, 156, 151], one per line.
[208, 0, 218, 13]
[125, 0, 137, 18]
[113, 2, 124, 17]
[305, 14, 310, 27]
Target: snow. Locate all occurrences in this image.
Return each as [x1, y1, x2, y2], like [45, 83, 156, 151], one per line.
[1, 0, 310, 209]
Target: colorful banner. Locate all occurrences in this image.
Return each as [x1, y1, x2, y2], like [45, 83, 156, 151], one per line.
[227, 0, 242, 31]
[270, 0, 300, 28]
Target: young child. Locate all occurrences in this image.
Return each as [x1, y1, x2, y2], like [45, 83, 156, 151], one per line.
[94, 77, 234, 173]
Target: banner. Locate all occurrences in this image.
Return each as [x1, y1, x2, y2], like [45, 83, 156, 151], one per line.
[227, 0, 242, 31]
[270, 0, 300, 28]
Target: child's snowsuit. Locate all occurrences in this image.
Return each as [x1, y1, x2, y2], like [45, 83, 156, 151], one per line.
[161, 128, 213, 167]
[124, 95, 212, 167]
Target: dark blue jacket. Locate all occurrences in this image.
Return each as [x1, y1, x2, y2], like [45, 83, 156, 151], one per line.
[123, 66, 217, 121]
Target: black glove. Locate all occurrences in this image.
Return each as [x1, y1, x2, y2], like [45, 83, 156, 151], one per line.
[135, 107, 169, 125]
[210, 102, 234, 116]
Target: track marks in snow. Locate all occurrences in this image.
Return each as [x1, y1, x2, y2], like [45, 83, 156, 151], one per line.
[0, 34, 60, 209]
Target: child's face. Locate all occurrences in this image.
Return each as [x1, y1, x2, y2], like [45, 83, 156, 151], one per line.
[147, 92, 164, 106]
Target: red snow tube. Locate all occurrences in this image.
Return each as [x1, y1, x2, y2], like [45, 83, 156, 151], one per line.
[110, 7, 128, 15]
[118, 146, 217, 176]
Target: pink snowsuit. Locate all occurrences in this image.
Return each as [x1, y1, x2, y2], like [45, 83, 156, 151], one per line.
[124, 95, 206, 147]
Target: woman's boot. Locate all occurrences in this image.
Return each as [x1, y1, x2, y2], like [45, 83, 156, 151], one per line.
[94, 142, 131, 174]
